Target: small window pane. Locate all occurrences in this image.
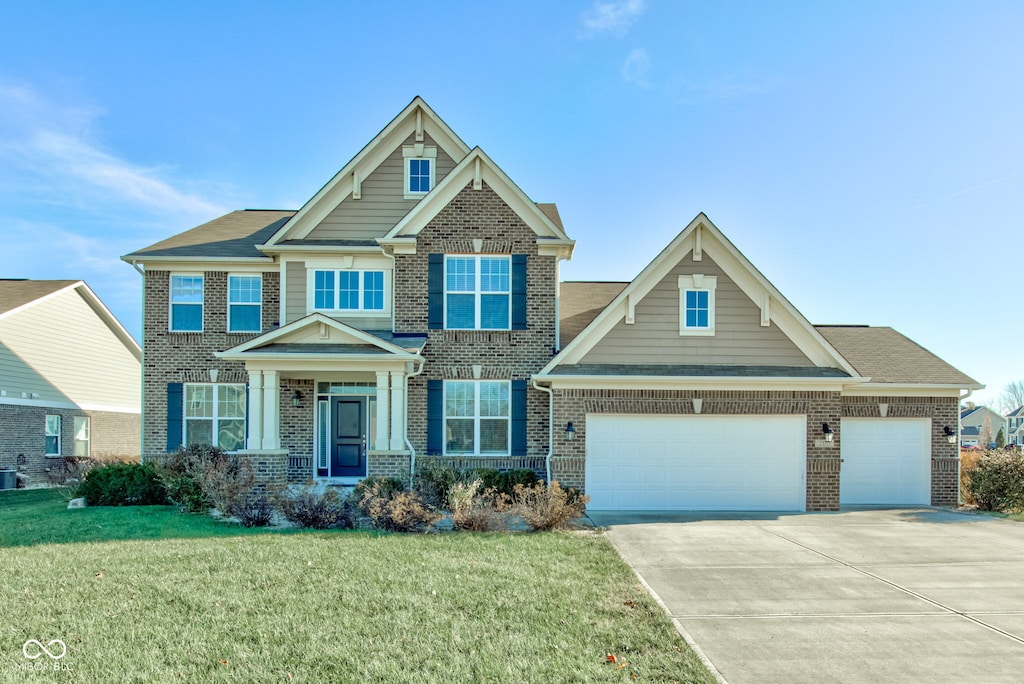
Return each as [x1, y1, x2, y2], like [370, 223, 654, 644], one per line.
[479, 419, 509, 453]
[217, 419, 246, 451]
[480, 258, 510, 292]
[447, 294, 475, 328]
[363, 271, 384, 310]
[409, 158, 431, 193]
[74, 416, 90, 457]
[185, 385, 214, 418]
[686, 290, 698, 308]
[228, 275, 261, 304]
[479, 382, 509, 417]
[446, 382, 475, 417]
[314, 271, 335, 310]
[685, 309, 698, 327]
[229, 305, 261, 332]
[171, 276, 204, 303]
[480, 295, 509, 329]
[446, 418, 474, 453]
[338, 272, 360, 309]
[446, 257, 475, 292]
[185, 420, 212, 446]
[218, 385, 246, 418]
[171, 304, 202, 331]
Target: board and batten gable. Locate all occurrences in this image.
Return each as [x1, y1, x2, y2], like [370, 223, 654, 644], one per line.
[305, 132, 458, 241]
[0, 287, 140, 411]
[580, 251, 814, 366]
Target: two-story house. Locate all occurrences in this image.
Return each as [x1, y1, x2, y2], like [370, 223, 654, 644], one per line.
[123, 97, 981, 511]
[960, 403, 1006, 448]
[1007, 406, 1024, 446]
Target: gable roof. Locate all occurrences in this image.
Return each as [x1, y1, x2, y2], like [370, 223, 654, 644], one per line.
[263, 97, 472, 247]
[1007, 406, 1024, 418]
[123, 210, 292, 261]
[544, 213, 856, 376]
[0, 279, 78, 316]
[380, 147, 572, 244]
[559, 281, 627, 349]
[816, 326, 981, 388]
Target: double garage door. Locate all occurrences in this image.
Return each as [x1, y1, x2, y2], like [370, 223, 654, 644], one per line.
[585, 415, 932, 511]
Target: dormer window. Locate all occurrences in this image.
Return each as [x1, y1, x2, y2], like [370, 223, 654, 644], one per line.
[678, 274, 717, 336]
[403, 146, 437, 198]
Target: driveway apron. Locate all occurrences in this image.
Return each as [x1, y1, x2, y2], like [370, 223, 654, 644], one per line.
[589, 508, 1024, 684]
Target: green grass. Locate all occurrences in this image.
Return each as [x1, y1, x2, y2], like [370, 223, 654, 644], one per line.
[1, 489, 714, 683]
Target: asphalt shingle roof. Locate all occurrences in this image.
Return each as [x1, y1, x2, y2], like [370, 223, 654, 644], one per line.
[558, 281, 627, 349]
[549, 364, 850, 378]
[124, 210, 295, 259]
[0, 279, 78, 316]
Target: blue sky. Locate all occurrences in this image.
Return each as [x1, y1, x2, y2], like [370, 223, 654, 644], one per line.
[1, 1, 1021, 408]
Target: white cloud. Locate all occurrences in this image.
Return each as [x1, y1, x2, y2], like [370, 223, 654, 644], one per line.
[579, 0, 646, 38]
[621, 48, 651, 87]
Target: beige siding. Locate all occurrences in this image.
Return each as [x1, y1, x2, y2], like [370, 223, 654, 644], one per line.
[307, 132, 457, 240]
[0, 289, 140, 410]
[581, 253, 813, 366]
[284, 261, 307, 325]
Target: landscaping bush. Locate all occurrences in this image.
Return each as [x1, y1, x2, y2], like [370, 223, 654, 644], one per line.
[156, 445, 256, 515]
[509, 480, 589, 531]
[275, 483, 353, 529]
[967, 450, 1024, 512]
[447, 479, 512, 532]
[359, 481, 440, 533]
[74, 462, 168, 506]
[353, 475, 405, 501]
[413, 460, 463, 507]
[960, 449, 983, 506]
[233, 496, 275, 528]
[46, 455, 98, 486]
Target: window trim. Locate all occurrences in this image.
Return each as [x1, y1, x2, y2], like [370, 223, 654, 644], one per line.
[227, 273, 263, 333]
[45, 414, 61, 456]
[442, 380, 511, 456]
[182, 383, 247, 452]
[306, 269, 389, 316]
[444, 255, 512, 331]
[678, 274, 718, 336]
[169, 273, 204, 332]
[403, 146, 437, 199]
[74, 416, 91, 457]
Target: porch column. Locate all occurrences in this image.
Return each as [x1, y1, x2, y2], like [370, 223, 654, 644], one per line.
[262, 370, 280, 450]
[246, 370, 264, 449]
[375, 371, 390, 450]
[389, 370, 406, 450]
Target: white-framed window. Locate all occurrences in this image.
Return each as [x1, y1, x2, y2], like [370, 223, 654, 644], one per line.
[311, 270, 386, 312]
[443, 380, 510, 455]
[228, 274, 262, 332]
[45, 415, 61, 456]
[74, 416, 91, 457]
[170, 274, 204, 332]
[678, 274, 718, 336]
[403, 146, 437, 198]
[445, 255, 511, 330]
[183, 384, 246, 451]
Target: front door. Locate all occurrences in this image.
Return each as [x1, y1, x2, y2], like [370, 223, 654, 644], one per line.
[331, 397, 366, 477]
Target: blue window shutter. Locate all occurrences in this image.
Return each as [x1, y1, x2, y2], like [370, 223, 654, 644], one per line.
[511, 254, 527, 330]
[167, 383, 184, 452]
[428, 254, 443, 329]
[427, 380, 443, 455]
[511, 379, 527, 456]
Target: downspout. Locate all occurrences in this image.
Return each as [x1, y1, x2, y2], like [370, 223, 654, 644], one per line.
[957, 388, 974, 506]
[129, 259, 145, 462]
[404, 357, 426, 487]
[532, 378, 553, 484]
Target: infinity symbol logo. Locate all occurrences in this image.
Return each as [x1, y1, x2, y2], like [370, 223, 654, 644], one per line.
[22, 639, 67, 660]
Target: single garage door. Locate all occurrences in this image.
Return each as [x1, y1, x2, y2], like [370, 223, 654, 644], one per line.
[840, 418, 931, 505]
[586, 414, 806, 511]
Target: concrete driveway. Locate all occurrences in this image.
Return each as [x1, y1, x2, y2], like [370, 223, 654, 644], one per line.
[588, 508, 1024, 684]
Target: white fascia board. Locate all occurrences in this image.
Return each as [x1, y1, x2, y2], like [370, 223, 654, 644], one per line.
[0, 396, 140, 413]
[73, 282, 142, 360]
[228, 357, 419, 373]
[532, 374, 865, 392]
[376, 238, 417, 254]
[265, 98, 471, 246]
[0, 281, 82, 323]
[218, 312, 414, 356]
[258, 244, 384, 254]
[841, 383, 978, 397]
[123, 256, 276, 268]
[537, 239, 576, 259]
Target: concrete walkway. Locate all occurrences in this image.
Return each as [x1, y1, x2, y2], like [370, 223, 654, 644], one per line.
[588, 508, 1024, 684]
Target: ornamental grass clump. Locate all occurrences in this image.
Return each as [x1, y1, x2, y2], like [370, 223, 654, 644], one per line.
[447, 479, 512, 532]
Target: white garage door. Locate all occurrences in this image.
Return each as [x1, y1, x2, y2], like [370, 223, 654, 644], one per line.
[840, 418, 931, 505]
[586, 414, 806, 511]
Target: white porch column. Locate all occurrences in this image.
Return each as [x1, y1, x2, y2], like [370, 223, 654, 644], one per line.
[246, 370, 264, 449]
[389, 370, 406, 451]
[262, 370, 280, 450]
[375, 371, 390, 450]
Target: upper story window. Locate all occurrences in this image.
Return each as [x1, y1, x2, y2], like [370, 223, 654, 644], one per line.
[228, 274, 262, 333]
[403, 146, 437, 199]
[45, 414, 61, 456]
[312, 270, 386, 313]
[170, 274, 204, 332]
[184, 383, 245, 451]
[445, 256, 510, 330]
[444, 380, 510, 455]
[678, 274, 717, 336]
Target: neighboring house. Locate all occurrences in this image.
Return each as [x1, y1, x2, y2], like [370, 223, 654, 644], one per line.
[122, 97, 981, 512]
[959, 403, 1006, 448]
[1005, 406, 1024, 446]
[0, 279, 141, 480]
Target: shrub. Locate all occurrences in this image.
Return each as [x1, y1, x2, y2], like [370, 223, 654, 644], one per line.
[353, 475, 405, 501]
[414, 461, 463, 508]
[967, 450, 1024, 512]
[509, 480, 589, 531]
[960, 449, 983, 506]
[360, 481, 440, 533]
[275, 483, 353, 529]
[200, 453, 255, 517]
[156, 446, 214, 512]
[234, 496, 275, 528]
[74, 462, 168, 506]
[447, 479, 511, 532]
[156, 445, 256, 515]
[46, 455, 98, 486]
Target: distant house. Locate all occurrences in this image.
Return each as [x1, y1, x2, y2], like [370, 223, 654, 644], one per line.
[960, 403, 1006, 448]
[0, 280, 141, 481]
[1007, 406, 1024, 446]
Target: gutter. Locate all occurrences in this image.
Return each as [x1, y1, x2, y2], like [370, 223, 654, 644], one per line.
[531, 378, 554, 484]
[405, 358, 426, 488]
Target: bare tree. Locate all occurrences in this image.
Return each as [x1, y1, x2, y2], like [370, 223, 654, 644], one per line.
[997, 380, 1024, 414]
[980, 416, 993, 448]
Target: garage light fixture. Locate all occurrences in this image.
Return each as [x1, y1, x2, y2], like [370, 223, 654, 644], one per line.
[944, 426, 957, 444]
[822, 423, 834, 442]
[292, 390, 302, 408]
[565, 422, 576, 441]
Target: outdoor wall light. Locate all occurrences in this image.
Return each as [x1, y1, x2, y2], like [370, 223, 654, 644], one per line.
[292, 390, 302, 408]
[565, 422, 576, 442]
[944, 426, 957, 444]
[822, 423, 834, 442]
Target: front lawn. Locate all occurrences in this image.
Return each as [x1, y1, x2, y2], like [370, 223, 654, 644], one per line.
[1, 489, 714, 682]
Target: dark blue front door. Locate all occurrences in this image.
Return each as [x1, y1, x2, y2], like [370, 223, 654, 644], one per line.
[331, 397, 366, 477]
